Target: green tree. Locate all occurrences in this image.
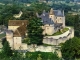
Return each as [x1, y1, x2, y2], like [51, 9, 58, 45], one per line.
[61, 37, 80, 60]
[26, 52, 61, 60]
[30, 3, 50, 14]
[2, 41, 12, 57]
[65, 14, 75, 26]
[27, 17, 43, 45]
[74, 15, 80, 37]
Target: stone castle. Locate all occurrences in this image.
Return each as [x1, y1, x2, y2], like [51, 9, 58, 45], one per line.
[6, 8, 74, 51]
[37, 8, 65, 35]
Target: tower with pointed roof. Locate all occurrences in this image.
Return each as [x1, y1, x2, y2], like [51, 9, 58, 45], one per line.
[49, 8, 56, 23]
[38, 8, 65, 35]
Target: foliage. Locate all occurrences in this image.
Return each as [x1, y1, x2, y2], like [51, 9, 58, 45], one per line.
[30, 3, 50, 14]
[51, 3, 71, 13]
[65, 14, 80, 37]
[61, 37, 80, 60]
[1, 40, 12, 57]
[22, 38, 31, 45]
[2, 38, 6, 45]
[26, 52, 61, 60]
[27, 17, 43, 45]
[0, 51, 62, 60]
[0, 2, 50, 26]
[65, 14, 75, 26]
[74, 15, 80, 37]
[0, 4, 21, 26]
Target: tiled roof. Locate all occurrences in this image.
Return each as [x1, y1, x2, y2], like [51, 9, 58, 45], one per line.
[8, 20, 28, 26]
[13, 25, 27, 37]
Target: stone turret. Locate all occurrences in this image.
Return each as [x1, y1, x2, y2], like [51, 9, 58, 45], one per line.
[49, 8, 54, 15]
[49, 8, 55, 22]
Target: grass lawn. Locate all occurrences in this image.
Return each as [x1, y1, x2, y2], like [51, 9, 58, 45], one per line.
[53, 28, 69, 36]
[0, 33, 6, 39]
[62, 28, 69, 32]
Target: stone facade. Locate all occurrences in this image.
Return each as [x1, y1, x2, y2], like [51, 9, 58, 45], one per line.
[43, 27, 74, 45]
[6, 20, 28, 50]
[38, 8, 65, 35]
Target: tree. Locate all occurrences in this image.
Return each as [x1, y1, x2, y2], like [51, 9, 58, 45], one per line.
[74, 15, 80, 37]
[2, 41, 12, 57]
[27, 17, 43, 45]
[61, 37, 80, 60]
[26, 52, 61, 60]
[30, 3, 50, 14]
[65, 14, 75, 26]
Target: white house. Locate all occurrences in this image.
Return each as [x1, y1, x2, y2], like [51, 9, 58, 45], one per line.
[6, 20, 28, 50]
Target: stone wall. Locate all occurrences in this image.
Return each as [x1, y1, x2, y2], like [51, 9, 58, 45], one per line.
[43, 27, 74, 45]
[27, 44, 62, 57]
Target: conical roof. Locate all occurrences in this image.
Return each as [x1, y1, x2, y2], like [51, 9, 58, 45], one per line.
[57, 10, 62, 16]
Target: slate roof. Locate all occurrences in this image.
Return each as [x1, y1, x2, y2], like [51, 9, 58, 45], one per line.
[54, 10, 64, 17]
[40, 11, 54, 25]
[8, 20, 28, 26]
[39, 9, 64, 25]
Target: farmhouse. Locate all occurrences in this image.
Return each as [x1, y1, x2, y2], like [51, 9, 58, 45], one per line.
[6, 20, 28, 50]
